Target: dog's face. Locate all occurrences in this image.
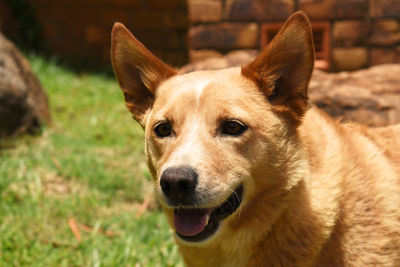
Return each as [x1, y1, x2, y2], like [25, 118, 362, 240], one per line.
[112, 12, 314, 245]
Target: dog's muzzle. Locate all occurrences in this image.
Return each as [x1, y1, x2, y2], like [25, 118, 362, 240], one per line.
[160, 166, 243, 242]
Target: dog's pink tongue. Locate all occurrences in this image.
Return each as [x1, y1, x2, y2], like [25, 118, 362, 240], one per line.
[174, 209, 211, 237]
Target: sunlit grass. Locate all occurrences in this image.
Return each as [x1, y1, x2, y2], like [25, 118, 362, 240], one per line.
[0, 54, 182, 266]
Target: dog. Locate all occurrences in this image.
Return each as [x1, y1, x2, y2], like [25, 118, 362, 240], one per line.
[111, 11, 400, 266]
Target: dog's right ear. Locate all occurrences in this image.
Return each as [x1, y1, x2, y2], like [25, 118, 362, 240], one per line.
[111, 23, 177, 127]
[242, 12, 314, 126]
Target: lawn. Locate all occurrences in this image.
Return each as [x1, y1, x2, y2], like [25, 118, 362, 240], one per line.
[0, 55, 183, 266]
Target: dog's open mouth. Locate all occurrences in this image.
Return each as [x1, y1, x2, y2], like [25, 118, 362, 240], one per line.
[174, 185, 243, 242]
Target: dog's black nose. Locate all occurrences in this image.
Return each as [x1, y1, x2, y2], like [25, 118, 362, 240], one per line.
[160, 166, 198, 205]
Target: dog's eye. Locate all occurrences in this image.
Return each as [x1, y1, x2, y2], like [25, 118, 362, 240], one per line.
[154, 121, 172, 138]
[221, 120, 247, 136]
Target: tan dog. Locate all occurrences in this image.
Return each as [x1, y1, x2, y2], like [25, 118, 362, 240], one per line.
[111, 12, 400, 266]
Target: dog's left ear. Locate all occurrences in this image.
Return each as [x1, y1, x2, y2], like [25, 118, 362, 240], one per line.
[242, 11, 315, 124]
[111, 23, 177, 127]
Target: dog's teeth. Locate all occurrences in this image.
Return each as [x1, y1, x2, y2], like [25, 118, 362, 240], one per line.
[205, 214, 210, 225]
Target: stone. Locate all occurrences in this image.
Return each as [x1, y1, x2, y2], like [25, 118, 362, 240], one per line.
[188, 23, 258, 49]
[226, 0, 294, 21]
[333, 47, 368, 71]
[370, 47, 400, 66]
[299, 0, 368, 20]
[369, 19, 400, 46]
[188, 0, 222, 23]
[370, 0, 400, 18]
[0, 32, 50, 137]
[180, 49, 258, 73]
[189, 49, 223, 62]
[333, 20, 369, 47]
[309, 65, 400, 127]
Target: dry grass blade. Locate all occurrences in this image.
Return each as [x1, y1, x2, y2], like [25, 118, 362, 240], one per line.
[68, 218, 82, 242]
[136, 194, 151, 218]
[79, 223, 119, 237]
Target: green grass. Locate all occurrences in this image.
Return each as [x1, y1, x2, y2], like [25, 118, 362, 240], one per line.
[0, 55, 183, 266]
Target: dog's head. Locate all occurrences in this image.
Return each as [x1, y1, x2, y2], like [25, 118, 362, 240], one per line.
[111, 12, 314, 245]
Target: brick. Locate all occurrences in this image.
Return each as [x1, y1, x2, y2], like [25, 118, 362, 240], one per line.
[135, 30, 186, 50]
[369, 19, 400, 46]
[333, 47, 368, 71]
[189, 0, 222, 23]
[72, 0, 110, 5]
[38, 6, 100, 24]
[0, 0, 19, 37]
[163, 51, 189, 67]
[299, 0, 368, 20]
[148, 0, 180, 8]
[47, 40, 88, 56]
[370, 48, 400, 65]
[42, 21, 85, 42]
[112, 0, 143, 8]
[226, 0, 294, 21]
[28, 0, 189, 68]
[34, 7, 61, 22]
[189, 49, 223, 62]
[370, 0, 400, 18]
[101, 46, 112, 63]
[189, 23, 258, 49]
[333, 20, 369, 47]
[85, 25, 109, 44]
[132, 10, 187, 29]
[99, 9, 130, 26]
[164, 10, 189, 29]
[31, 0, 110, 7]
[132, 10, 165, 29]
[41, 21, 61, 40]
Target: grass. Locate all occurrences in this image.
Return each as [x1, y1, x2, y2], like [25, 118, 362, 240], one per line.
[0, 55, 183, 266]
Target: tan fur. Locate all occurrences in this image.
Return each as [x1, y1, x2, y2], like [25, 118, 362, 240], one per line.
[111, 12, 400, 266]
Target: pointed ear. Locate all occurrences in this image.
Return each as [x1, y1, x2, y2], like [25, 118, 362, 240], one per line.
[111, 23, 177, 127]
[242, 11, 314, 125]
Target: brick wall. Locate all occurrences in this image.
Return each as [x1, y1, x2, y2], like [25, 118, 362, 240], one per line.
[0, 0, 20, 41]
[27, 0, 189, 67]
[6, 0, 400, 71]
[188, 0, 400, 71]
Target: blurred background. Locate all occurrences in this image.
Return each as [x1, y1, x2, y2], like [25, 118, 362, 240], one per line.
[0, 0, 400, 266]
[3, 0, 400, 71]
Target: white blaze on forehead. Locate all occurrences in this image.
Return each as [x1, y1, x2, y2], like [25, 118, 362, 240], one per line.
[170, 74, 210, 103]
[192, 79, 209, 102]
[158, 68, 241, 104]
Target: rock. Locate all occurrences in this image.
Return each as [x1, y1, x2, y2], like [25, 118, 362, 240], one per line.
[180, 49, 258, 73]
[189, 49, 224, 63]
[181, 54, 400, 127]
[0, 32, 50, 137]
[370, 47, 400, 66]
[309, 65, 400, 127]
